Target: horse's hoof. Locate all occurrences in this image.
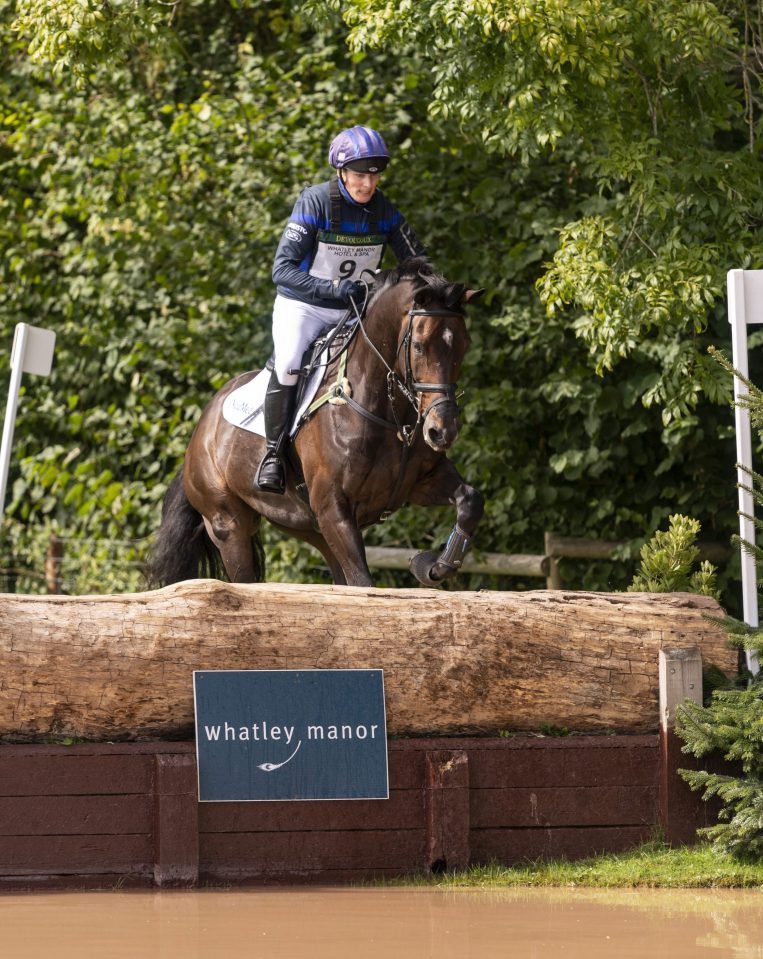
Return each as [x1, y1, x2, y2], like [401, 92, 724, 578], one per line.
[409, 550, 443, 587]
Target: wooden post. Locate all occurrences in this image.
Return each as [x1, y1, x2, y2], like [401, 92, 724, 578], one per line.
[425, 750, 470, 872]
[544, 532, 562, 589]
[153, 753, 199, 887]
[45, 534, 64, 594]
[658, 647, 706, 846]
[542, 533, 730, 592]
[544, 531, 626, 560]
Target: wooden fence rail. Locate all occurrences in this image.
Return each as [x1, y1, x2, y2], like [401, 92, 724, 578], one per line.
[364, 546, 550, 580]
[367, 534, 731, 590]
[0, 531, 733, 594]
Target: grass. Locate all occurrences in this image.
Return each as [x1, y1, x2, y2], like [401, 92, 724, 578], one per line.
[387, 841, 763, 889]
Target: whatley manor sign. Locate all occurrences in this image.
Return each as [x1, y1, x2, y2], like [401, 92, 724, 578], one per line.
[193, 669, 389, 801]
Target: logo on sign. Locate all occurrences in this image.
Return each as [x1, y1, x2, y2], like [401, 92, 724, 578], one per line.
[193, 669, 388, 802]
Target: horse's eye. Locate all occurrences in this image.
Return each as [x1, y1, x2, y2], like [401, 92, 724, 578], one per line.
[412, 341, 425, 356]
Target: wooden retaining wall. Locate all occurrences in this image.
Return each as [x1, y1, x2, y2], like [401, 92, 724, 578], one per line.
[0, 731, 715, 889]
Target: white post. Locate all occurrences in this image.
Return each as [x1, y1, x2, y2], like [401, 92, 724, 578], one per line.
[728, 270, 763, 675]
[0, 323, 56, 518]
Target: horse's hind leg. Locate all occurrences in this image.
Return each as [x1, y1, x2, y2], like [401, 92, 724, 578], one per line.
[184, 433, 264, 582]
[202, 500, 263, 583]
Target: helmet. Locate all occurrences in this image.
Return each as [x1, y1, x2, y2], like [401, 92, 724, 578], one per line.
[328, 125, 390, 173]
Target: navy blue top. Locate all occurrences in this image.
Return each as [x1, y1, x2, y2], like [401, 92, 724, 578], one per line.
[272, 177, 426, 309]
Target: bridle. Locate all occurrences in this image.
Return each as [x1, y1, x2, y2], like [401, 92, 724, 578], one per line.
[316, 287, 466, 521]
[362, 300, 465, 520]
[405, 306, 463, 423]
[354, 301, 464, 447]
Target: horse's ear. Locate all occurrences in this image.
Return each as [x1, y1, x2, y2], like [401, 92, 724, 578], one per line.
[462, 288, 485, 305]
[413, 286, 438, 308]
[447, 283, 467, 310]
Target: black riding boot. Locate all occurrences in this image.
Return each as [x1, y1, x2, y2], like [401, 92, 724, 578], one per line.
[256, 373, 298, 494]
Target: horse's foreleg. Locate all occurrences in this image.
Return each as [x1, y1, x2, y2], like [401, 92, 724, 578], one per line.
[407, 459, 484, 586]
[269, 523, 349, 586]
[318, 514, 374, 587]
[306, 488, 374, 587]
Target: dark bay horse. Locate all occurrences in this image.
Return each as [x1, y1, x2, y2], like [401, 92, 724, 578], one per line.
[149, 258, 484, 588]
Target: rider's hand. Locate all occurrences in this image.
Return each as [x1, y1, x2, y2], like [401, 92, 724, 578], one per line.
[335, 278, 365, 303]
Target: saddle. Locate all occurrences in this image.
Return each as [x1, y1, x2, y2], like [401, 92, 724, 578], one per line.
[221, 304, 364, 508]
[222, 317, 358, 439]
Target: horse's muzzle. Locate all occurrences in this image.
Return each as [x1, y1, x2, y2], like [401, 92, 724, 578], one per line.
[423, 399, 461, 452]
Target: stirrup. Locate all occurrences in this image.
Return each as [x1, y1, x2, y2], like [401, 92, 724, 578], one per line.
[256, 451, 286, 494]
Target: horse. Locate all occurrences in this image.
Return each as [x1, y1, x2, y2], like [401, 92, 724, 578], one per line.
[148, 257, 484, 589]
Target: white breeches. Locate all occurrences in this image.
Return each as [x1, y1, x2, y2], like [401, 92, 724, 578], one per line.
[271, 295, 347, 386]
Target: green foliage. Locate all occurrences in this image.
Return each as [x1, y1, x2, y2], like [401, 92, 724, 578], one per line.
[538, 724, 570, 737]
[712, 345, 763, 446]
[706, 350, 763, 655]
[310, 0, 762, 426]
[2, 0, 285, 582]
[12, 0, 170, 76]
[710, 613, 763, 657]
[677, 681, 763, 860]
[628, 514, 719, 596]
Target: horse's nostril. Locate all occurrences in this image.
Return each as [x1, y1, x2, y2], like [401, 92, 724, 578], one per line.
[427, 426, 451, 450]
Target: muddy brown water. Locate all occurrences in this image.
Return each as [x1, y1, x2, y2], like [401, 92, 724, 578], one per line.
[1, 887, 762, 958]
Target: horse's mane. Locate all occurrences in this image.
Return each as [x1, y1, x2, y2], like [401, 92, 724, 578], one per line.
[368, 257, 466, 311]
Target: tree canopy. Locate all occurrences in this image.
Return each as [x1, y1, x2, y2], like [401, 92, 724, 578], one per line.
[2, 0, 761, 600]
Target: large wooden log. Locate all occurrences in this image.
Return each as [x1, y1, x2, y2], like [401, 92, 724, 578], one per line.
[0, 582, 736, 742]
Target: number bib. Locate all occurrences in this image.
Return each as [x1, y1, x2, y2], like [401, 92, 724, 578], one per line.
[309, 230, 386, 281]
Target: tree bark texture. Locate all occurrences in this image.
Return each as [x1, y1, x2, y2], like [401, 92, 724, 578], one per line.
[0, 582, 736, 742]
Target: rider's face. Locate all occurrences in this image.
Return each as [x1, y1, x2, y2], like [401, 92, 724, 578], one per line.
[341, 169, 381, 204]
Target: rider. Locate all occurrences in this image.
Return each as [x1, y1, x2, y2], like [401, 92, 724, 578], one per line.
[256, 124, 427, 493]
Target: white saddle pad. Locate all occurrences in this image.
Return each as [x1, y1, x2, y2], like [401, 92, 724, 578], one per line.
[221, 361, 329, 439]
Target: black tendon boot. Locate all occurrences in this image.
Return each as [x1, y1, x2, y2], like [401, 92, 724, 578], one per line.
[256, 373, 298, 494]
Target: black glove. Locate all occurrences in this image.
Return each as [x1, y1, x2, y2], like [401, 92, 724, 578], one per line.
[335, 278, 365, 303]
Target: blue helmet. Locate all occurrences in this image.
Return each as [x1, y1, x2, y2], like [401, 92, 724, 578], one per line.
[328, 126, 390, 173]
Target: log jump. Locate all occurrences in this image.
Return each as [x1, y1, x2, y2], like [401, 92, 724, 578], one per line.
[0, 582, 736, 742]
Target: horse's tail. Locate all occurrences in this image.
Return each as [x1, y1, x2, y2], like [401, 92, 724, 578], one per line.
[146, 468, 227, 587]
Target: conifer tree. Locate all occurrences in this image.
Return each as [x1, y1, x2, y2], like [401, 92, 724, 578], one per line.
[675, 352, 763, 860]
[677, 682, 763, 859]
[628, 514, 718, 597]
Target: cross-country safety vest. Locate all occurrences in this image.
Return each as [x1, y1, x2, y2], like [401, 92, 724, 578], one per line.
[308, 179, 386, 283]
